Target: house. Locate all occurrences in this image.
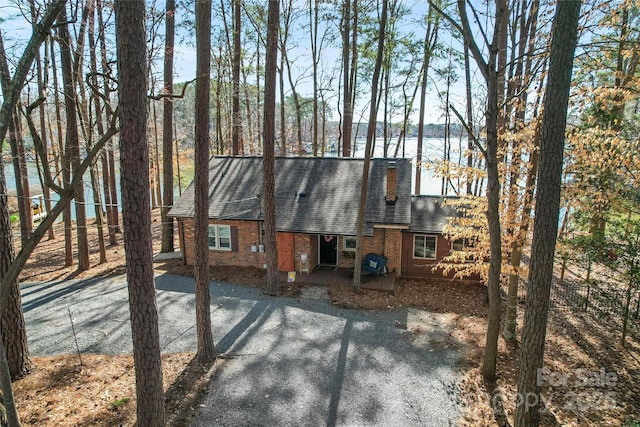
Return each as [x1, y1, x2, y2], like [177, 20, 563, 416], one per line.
[168, 156, 478, 282]
[402, 195, 470, 280]
[169, 156, 411, 276]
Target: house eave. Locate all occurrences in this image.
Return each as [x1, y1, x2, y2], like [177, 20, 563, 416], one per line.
[373, 224, 410, 230]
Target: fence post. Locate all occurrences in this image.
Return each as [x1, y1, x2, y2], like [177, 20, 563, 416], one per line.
[584, 280, 591, 313]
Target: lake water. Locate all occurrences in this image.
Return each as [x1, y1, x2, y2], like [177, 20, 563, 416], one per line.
[2, 137, 470, 220]
[351, 136, 470, 196]
[2, 158, 119, 220]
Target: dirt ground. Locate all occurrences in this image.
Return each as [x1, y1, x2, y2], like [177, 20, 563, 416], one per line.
[11, 209, 640, 426]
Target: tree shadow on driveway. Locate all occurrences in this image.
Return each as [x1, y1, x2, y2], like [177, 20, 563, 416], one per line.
[24, 273, 465, 426]
[155, 274, 465, 426]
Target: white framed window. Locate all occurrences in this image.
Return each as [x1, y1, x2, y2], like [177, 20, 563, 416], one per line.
[413, 235, 437, 260]
[208, 224, 232, 251]
[343, 236, 357, 252]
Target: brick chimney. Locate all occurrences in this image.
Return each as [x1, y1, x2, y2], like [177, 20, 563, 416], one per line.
[385, 161, 397, 205]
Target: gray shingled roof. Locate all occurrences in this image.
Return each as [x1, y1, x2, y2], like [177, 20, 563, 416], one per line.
[409, 196, 459, 233]
[168, 157, 411, 236]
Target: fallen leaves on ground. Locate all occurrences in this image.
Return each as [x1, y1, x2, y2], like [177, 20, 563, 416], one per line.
[14, 210, 640, 426]
[13, 352, 216, 426]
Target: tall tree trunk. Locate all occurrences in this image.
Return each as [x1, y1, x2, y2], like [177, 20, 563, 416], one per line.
[354, 0, 387, 290]
[242, 65, 254, 154]
[341, 0, 352, 157]
[0, 0, 66, 405]
[503, 125, 540, 341]
[101, 150, 116, 245]
[7, 110, 32, 247]
[284, 49, 303, 153]
[0, 134, 32, 381]
[150, 100, 161, 209]
[621, 272, 634, 346]
[97, 0, 121, 240]
[442, 63, 451, 195]
[515, 1, 581, 424]
[155, 103, 163, 208]
[453, 0, 508, 381]
[0, 32, 33, 246]
[464, 40, 474, 195]
[394, 56, 421, 159]
[89, 4, 112, 247]
[383, 67, 389, 157]
[175, 126, 182, 195]
[58, 13, 90, 271]
[310, 0, 319, 156]
[115, 0, 166, 423]
[194, 0, 216, 363]
[320, 89, 327, 156]
[349, 0, 359, 156]
[502, 0, 542, 342]
[51, 36, 74, 265]
[89, 164, 108, 264]
[232, 0, 242, 155]
[82, 0, 108, 264]
[480, 55, 503, 383]
[0, 260, 33, 378]
[279, 49, 286, 155]
[161, 0, 176, 253]
[90, 0, 117, 247]
[0, 0, 69, 302]
[502, 0, 547, 340]
[30, 0, 54, 240]
[415, 8, 437, 194]
[107, 143, 120, 234]
[215, 51, 224, 154]
[73, 0, 94, 263]
[264, 0, 280, 295]
[255, 34, 262, 151]
[0, 328, 21, 427]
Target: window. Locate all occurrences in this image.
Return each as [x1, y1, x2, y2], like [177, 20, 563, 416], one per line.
[413, 235, 437, 259]
[452, 239, 466, 251]
[208, 224, 232, 251]
[452, 238, 475, 262]
[343, 236, 357, 252]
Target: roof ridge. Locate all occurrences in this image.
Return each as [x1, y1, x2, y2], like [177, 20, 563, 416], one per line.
[211, 155, 411, 161]
[412, 194, 460, 199]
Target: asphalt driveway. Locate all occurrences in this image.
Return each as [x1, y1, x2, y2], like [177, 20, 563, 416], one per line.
[23, 274, 463, 426]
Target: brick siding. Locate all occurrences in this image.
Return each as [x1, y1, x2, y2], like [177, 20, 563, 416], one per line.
[336, 228, 403, 277]
[178, 219, 404, 277]
[180, 219, 266, 269]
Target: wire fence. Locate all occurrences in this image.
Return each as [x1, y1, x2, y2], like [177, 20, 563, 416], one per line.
[519, 278, 640, 338]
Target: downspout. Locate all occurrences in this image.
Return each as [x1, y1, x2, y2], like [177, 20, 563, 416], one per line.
[179, 218, 187, 265]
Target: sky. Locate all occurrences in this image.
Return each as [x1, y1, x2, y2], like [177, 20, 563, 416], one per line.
[0, 0, 472, 125]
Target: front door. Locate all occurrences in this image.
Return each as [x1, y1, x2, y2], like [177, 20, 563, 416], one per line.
[319, 235, 337, 265]
[276, 232, 295, 271]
